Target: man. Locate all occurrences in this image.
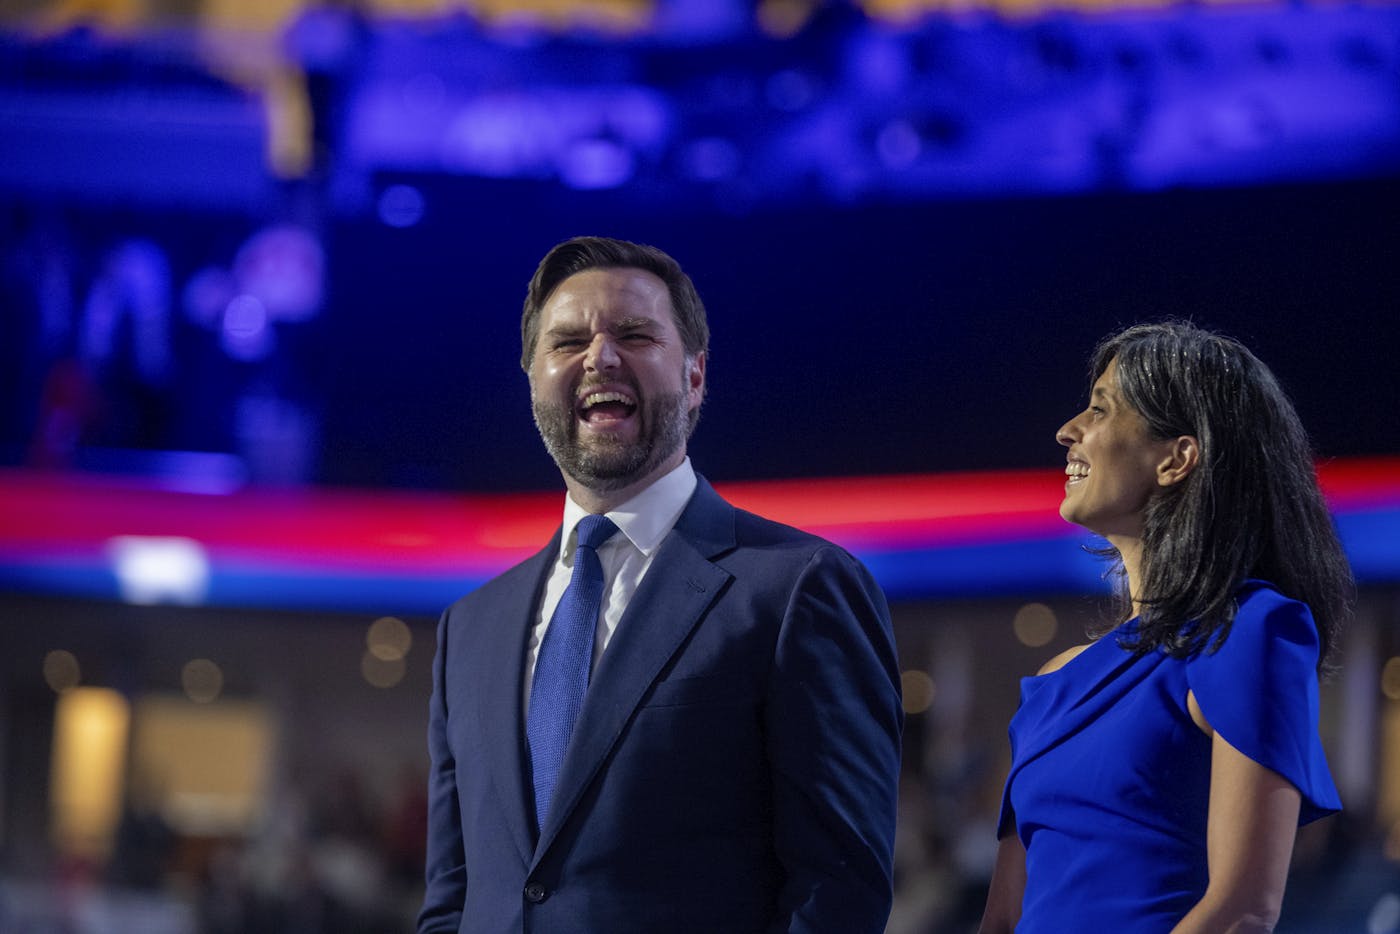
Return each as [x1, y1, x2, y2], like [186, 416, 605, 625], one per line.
[419, 236, 902, 934]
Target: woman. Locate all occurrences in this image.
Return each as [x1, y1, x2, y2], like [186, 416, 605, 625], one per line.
[980, 322, 1350, 933]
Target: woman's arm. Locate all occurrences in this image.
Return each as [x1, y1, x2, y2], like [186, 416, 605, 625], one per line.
[1170, 696, 1302, 934]
[977, 832, 1027, 934]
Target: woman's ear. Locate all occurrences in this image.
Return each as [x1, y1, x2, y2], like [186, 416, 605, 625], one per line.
[1156, 435, 1199, 488]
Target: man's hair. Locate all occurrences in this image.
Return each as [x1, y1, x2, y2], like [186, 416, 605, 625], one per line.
[1088, 321, 1352, 671]
[520, 236, 710, 371]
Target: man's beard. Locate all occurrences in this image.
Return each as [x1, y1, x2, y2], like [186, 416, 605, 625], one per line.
[531, 382, 691, 493]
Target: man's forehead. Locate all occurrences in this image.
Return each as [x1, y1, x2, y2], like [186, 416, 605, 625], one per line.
[542, 267, 674, 320]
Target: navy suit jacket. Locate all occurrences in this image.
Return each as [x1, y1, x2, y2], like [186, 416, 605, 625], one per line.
[419, 476, 902, 934]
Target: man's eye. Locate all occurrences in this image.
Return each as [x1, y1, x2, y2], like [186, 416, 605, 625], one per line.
[1089, 405, 1105, 415]
[552, 339, 585, 350]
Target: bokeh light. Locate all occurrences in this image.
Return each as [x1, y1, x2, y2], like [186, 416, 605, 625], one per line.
[1382, 656, 1400, 701]
[1368, 890, 1400, 933]
[182, 659, 225, 704]
[367, 616, 413, 662]
[43, 650, 82, 694]
[877, 120, 921, 169]
[222, 294, 274, 361]
[378, 183, 426, 228]
[901, 670, 936, 715]
[1013, 602, 1059, 648]
[362, 651, 406, 689]
[107, 536, 210, 606]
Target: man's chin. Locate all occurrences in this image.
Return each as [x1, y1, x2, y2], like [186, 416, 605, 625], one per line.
[565, 439, 687, 493]
[576, 420, 639, 449]
[554, 442, 649, 491]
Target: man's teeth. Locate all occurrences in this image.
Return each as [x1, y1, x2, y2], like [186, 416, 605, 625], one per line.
[582, 391, 635, 409]
[1065, 463, 1090, 479]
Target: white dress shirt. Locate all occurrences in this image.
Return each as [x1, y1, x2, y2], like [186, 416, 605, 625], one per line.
[523, 458, 698, 714]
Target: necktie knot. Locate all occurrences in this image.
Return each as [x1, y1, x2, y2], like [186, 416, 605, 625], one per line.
[574, 514, 617, 554]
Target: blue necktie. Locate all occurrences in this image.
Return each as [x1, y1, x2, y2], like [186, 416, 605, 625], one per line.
[527, 513, 617, 832]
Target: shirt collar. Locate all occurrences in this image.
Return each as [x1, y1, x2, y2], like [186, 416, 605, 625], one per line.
[559, 458, 698, 560]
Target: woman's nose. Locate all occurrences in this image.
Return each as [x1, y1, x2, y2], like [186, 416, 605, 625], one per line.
[1055, 416, 1078, 448]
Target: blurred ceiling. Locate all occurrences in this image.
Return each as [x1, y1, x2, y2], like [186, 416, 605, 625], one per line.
[1, 3, 1397, 210]
[1, 1, 1398, 494]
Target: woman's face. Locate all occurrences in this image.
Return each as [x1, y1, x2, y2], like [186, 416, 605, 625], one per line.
[1055, 357, 1176, 542]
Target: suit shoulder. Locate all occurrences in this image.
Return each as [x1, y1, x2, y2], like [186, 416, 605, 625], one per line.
[728, 504, 867, 571]
[731, 503, 826, 548]
[443, 548, 548, 616]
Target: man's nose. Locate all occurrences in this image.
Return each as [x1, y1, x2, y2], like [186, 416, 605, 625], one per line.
[584, 334, 620, 371]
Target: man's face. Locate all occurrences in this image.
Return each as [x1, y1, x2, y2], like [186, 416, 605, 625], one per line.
[529, 267, 705, 495]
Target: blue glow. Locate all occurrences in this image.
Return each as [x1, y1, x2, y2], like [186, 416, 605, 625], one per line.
[1, 8, 1395, 210]
[1334, 508, 1400, 582]
[377, 183, 426, 227]
[221, 295, 273, 362]
[559, 139, 634, 190]
[680, 137, 741, 181]
[3, 503, 1394, 615]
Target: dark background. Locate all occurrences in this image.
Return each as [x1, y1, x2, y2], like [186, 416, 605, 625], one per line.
[319, 176, 1400, 490]
[6, 176, 1397, 492]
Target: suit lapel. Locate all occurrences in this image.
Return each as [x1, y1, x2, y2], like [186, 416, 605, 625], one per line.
[477, 536, 558, 866]
[533, 478, 736, 859]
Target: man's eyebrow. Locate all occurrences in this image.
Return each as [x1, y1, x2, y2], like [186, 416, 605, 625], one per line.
[542, 316, 661, 341]
[609, 316, 659, 332]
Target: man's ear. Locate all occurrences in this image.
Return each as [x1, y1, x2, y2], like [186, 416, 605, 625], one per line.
[1156, 435, 1199, 488]
[687, 351, 706, 406]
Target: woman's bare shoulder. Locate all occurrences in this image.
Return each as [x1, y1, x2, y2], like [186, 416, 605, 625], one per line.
[1036, 644, 1090, 677]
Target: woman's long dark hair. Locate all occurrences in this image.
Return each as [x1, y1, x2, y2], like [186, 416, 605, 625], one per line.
[1087, 322, 1352, 671]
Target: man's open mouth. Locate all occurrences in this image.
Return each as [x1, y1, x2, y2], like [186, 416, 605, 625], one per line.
[579, 390, 638, 424]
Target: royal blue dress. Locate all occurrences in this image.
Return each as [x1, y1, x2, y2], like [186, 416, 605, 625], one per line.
[998, 581, 1341, 931]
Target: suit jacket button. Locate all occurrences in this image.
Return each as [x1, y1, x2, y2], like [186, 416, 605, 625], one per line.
[524, 882, 547, 904]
